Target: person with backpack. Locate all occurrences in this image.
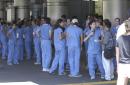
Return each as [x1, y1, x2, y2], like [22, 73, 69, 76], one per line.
[102, 19, 114, 81]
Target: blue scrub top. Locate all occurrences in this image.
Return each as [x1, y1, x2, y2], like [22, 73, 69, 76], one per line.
[40, 24, 52, 40]
[54, 27, 65, 50]
[87, 28, 102, 54]
[66, 25, 83, 48]
[0, 25, 7, 43]
[33, 25, 41, 38]
[8, 28, 16, 42]
[23, 26, 33, 42]
[16, 27, 24, 39]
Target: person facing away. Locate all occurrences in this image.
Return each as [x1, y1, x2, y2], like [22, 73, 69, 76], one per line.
[23, 20, 33, 60]
[0, 21, 8, 60]
[32, 19, 41, 65]
[116, 20, 130, 85]
[49, 19, 66, 75]
[66, 18, 83, 77]
[7, 22, 17, 65]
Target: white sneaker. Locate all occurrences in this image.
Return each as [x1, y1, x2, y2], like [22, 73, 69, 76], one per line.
[42, 68, 49, 72]
[101, 76, 105, 80]
[105, 78, 111, 81]
[59, 72, 66, 76]
[42, 68, 47, 72]
[73, 74, 82, 78]
[34, 62, 41, 65]
[91, 76, 95, 80]
[68, 74, 74, 77]
[46, 69, 50, 72]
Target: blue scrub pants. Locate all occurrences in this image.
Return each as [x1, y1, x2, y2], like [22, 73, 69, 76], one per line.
[2, 41, 7, 59]
[68, 46, 80, 76]
[50, 47, 65, 75]
[88, 53, 105, 77]
[25, 40, 32, 60]
[41, 39, 52, 69]
[7, 41, 15, 64]
[15, 40, 24, 61]
[34, 38, 41, 63]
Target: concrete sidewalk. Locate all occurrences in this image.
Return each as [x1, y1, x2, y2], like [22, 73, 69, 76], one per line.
[0, 59, 117, 85]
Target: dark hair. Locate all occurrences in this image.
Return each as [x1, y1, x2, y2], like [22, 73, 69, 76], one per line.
[17, 20, 24, 28]
[88, 19, 96, 29]
[96, 19, 103, 26]
[125, 20, 130, 32]
[54, 19, 63, 29]
[103, 19, 111, 29]
[42, 17, 51, 24]
[61, 14, 67, 19]
[115, 18, 120, 21]
[36, 19, 41, 26]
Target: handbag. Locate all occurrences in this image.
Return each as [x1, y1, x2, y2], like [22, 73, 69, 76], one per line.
[104, 46, 115, 59]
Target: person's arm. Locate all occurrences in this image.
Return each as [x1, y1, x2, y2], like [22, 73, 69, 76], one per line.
[116, 46, 120, 73]
[80, 34, 83, 51]
[80, 34, 83, 46]
[49, 29, 52, 40]
[84, 31, 94, 42]
[59, 32, 65, 40]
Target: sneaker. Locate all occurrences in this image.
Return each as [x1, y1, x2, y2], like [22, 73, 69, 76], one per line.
[59, 72, 66, 76]
[14, 62, 19, 65]
[7, 63, 13, 66]
[68, 74, 74, 77]
[68, 74, 82, 78]
[105, 78, 111, 81]
[101, 76, 105, 80]
[42, 68, 47, 72]
[91, 76, 95, 80]
[73, 74, 82, 78]
[46, 69, 50, 72]
[42, 68, 50, 72]
[49, 72, 56, 75]
[34, 62, 41, 65]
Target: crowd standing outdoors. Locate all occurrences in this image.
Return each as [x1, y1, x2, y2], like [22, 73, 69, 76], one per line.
[0, 14, 128, 83]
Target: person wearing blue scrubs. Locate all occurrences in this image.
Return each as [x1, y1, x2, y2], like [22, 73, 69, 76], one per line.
[66, 18, 83, 77]
[33, 19, 41, 65]
[15, 21, 24, 61]
[84, 20, 105, 80]
[49, 19, 66, 75]
[40, 17, 52, 72]
[7, 22, 17, 65]
[23, 20, 33, 60]
[0, 22, 8, 60]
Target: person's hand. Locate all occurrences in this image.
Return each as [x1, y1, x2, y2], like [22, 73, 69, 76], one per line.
[89, 31, 94, 36]
[33, 32, 36, 36]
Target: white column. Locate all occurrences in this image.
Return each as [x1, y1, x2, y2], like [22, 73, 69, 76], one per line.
[30, 0, 43, 18]
[103, 0, 128, 22]
[7, 3, 15, 22]
[47, 0, 69, 20]
[14, 0, 30, 20]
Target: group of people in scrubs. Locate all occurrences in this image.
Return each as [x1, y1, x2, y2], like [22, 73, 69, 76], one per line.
[0, 15, 121, 80]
